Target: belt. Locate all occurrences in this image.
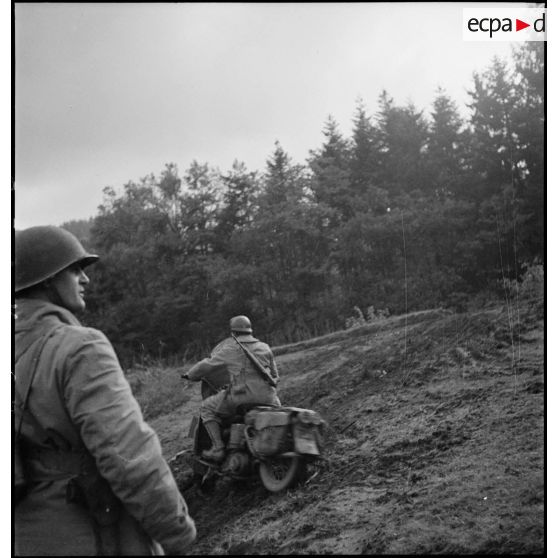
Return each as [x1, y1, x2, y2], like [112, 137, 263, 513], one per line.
[23, 445, 96, 481]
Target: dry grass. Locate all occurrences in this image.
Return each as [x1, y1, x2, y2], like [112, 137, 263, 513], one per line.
[127, 365, 191, 420]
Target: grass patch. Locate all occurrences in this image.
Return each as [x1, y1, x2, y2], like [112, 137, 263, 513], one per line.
[127, 365, 190, 420]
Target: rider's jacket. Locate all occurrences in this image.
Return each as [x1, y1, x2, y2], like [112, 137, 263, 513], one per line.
[14, 298, 196, 556]
[187, 334, 280, 403]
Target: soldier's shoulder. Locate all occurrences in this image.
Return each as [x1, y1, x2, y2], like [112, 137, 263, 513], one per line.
[52, 323, 110, 350]
[255, 340, 272, 351]
[213, 337, 234, 351]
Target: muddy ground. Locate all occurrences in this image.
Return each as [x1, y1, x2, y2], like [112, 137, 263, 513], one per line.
[150, 300, 544, 555]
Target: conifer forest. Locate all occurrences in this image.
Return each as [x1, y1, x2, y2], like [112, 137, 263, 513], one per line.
[62, 43, 544, 366]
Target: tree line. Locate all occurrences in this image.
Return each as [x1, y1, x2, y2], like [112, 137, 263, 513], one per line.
[63, 43, 544, 366]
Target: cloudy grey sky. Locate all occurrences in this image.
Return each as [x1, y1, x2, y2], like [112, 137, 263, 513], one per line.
[15, 2, 530, 229]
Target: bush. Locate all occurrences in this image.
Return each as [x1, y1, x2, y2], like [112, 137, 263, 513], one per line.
[518, 263, 544, 300]
[499, 262, 544, 322]
[345, 305, 390, 329]
[500, 263, 544, 302]
[127, 365, 190, 420]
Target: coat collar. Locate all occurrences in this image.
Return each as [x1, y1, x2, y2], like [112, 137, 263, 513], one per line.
[15, 298, 81, 333]
[232, 333, 258, 343]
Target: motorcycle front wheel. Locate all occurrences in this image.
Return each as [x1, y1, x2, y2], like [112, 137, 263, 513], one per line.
[258, 455, 306, 492]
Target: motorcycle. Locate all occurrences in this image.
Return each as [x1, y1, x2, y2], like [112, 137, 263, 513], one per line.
[184, 378, 325, 493]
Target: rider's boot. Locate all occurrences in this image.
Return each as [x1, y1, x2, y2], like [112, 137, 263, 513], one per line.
[202, 420, 226, 462]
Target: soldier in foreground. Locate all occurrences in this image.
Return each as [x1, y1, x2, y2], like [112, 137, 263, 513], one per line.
[14, 225, 196, 556]
[184, 315, 281, 462]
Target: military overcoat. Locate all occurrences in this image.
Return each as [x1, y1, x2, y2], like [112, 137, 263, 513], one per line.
[14, 299, 196, 556]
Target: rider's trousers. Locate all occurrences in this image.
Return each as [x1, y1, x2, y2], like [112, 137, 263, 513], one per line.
[201, 387, 280, 424]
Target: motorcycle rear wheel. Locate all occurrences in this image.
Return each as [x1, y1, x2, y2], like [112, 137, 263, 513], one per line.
[258, 455, 306, 492]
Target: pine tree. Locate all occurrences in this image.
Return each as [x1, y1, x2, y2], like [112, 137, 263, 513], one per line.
[215, 160, 259, 251]
[349, 98, 387, 214]
[259, 141, 307, 211]
[308, 115, 353, 224]
[465, 56, 519, 200]
[426, 88, 466, 199]
[374, 90, 429, 202]
[512, 42, 545, 261]
[181, 160, 222, 255]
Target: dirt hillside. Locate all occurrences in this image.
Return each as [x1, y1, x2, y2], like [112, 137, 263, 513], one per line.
[151, 300, 544, 555]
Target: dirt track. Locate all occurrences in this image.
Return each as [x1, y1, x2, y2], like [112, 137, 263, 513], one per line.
[152, 301, 544, 555]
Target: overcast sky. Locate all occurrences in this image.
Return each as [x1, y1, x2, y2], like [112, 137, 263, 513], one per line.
[14, 2, 532, 229]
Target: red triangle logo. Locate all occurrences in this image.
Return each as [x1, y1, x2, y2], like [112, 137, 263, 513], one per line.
[516, 19, 530, 31]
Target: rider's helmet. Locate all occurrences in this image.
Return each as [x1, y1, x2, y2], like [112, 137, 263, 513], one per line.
[15, 225, 99, 294]
[230, 315, 252, 334]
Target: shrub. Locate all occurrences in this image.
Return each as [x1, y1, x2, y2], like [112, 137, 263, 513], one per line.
[345, 305, 390, 329]
[500, 263, 544, 303]
[499, 262, 544, 322]
[127, 365, 190, 420]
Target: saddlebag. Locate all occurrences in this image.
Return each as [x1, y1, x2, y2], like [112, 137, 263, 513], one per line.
[246, 410, 292, 456]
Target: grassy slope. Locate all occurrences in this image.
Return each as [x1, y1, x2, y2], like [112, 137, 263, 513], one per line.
[145, 300, 544, 555]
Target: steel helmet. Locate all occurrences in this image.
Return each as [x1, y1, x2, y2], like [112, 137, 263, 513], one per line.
[230, 315, 252, 334]
[15, 225, 99, 293]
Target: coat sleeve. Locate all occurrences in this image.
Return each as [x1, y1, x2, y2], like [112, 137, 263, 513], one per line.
[187, 339, 236, 387]
[187, 357, 227, 381]
[61, 327, 196, 555]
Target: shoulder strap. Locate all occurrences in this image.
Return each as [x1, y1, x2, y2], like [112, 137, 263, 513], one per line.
[14, 326, 62, 439]
[231, 334, 277, 387]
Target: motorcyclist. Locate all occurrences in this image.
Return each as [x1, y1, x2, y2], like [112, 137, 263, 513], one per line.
[14, 225, 196, 556]
[184, 315, 281, 462]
